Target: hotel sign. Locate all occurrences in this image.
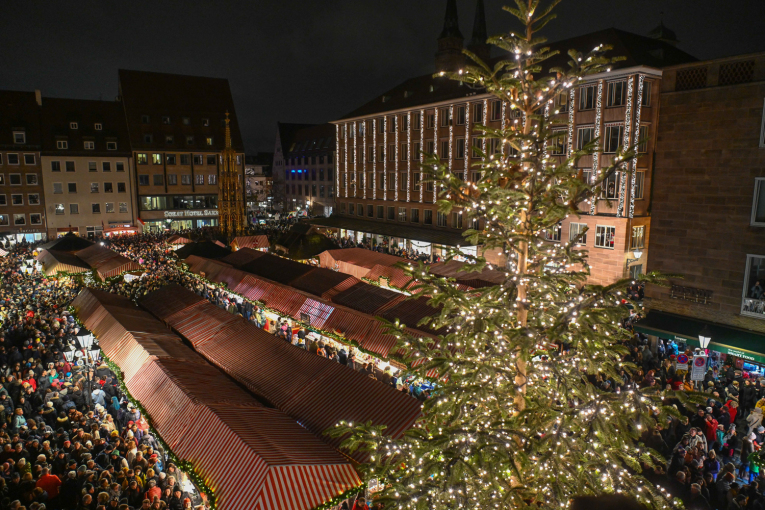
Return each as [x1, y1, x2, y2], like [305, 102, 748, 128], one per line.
[163, 209, 219, 218]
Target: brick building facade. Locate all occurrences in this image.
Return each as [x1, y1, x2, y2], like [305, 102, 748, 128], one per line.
[317, 0, 695, 278]
[644, 53, 765, 341]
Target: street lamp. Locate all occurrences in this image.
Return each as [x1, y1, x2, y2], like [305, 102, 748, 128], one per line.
[698, 325, 712, 349]
[626, 250, 643, 266]
[63, 342, 77, 363]
[76, 327, 94, 359]
[88, 339, 101, 365]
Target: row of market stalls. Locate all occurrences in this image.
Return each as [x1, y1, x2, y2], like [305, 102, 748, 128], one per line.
[181, 249, 444, 361]
[166, 234, 270, 253]
[140, 284, 423, 463]
[36, 234, 141, 279]
[317, 248, 507, 292]
[72, 287, 364, 510]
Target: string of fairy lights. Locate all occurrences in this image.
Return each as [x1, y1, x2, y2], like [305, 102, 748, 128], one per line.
[617, 76, 634, 217]
[329, 17, 677, 510]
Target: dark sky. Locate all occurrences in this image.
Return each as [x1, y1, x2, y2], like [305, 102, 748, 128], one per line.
[1, 0, 763, 154]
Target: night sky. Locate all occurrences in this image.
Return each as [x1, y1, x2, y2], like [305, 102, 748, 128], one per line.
[1, 0, 762, 154]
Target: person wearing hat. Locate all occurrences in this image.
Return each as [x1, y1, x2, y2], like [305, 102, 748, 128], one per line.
[746, 406, 764, 435]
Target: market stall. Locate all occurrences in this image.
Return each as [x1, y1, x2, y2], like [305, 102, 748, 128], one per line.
[231, 235, 270, 251]
[75, 244, 141, 280]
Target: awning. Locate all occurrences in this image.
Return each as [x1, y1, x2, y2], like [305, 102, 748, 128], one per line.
[634, 310, 765, 364]
[307, 216, 472, 247]
[231, 235, 269, 251]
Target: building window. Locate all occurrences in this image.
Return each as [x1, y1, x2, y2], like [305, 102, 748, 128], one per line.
[440, 140, 449, 159]
[105, 202, 115, 213]
[366, 204, 373, 217]
[64, 161, 75, 172]
[752, 178, 765, 226]
[426, 114, 435, 129]
[400, 143, 408, 161]
[138, 175, 149, 186]
[456, 138, 465, 159]
[167, 174, 177, 186]
[400, 115, 408, 131]
[472, 103, 483, 123]
[490, 100, 501, 121]
[742, 255, 765, 319]
[153, 175, 164, 186]
[64, 182, 76, 194]
[595, 225, 615, 249]
[92, 203, 101, 214]
[412, 173, 421, 191]
[180, 175, 191, 185]
[90, 182, 99, 193]
[455, 106, 466, 125]
[208, 175, 217, 185]
[70, 204, 79, 214]
[186, 136, 194, 145]
[87, 162, 97, 172]
[102, 162, 111, 172]
[23, 154, 35, 165]
[409, 208, 419, 223]
[604, 125, 624, 153]
[143, 134, 153, 144]
[119, 202, 128, 213]
[451, 212, 463, 229]
[471, 137, 482, 158]
[25, 174, 38, 185]
[137, 153, 148, 165]
[7, 154, 18, 165]
[11, 194, 22, 205]
[206, 155, 216, 165]
[53, 183, 63, 194]
[424, 210, 433, 225]
[641, 82, 652, 107]
[579, 84, 597, 110]
[488, 138, 501, 156]
[549, 130, 567, 155]
[606, 81, 626, 107]
[0, 215, 7, 226]
[141, 115, 150, 124]
[106, 141, 117, 150]
[161, 116, 171, 125]
[637, 125, 649, 153]
[437, 211, 448, 227]
[150, 153, 161, 165]
[94, 123, 102, 131]
[28, 194, 39, 206]
[602, 172, 620, 199]
[57, 140, 68, 150]
[104, 182, 113, 193]
[83, 141, 94, 150]
[630, 225, 645, 249]
[553, 91, 569, 113]
[117, 182, 126, 193]
[182, 117, 190, 125]
[206, 137, 213, 146]
[116, 162, 125, 172]
[569, 222, 587, 245]
[376, 205, 384, 219]
[9, 174, 21, 185]
[387, 173, 395, 190]
[413, 113, 421, 130]
[544, 223, 562, 242]
[348, 203, 355, 215]
[630, 265, 643, 279]
[195, 174, 204, 185]
[13, 131, 26, 144]
[396, 207, 406, 222]
[634, 170, 645, 200]
[162, 154, 175, 166]
[387, 206, 395, 220]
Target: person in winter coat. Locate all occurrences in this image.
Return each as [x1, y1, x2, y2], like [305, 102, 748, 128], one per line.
[724, 399, 739, 424]
[746, 407, 764, 435]
[90, 387, 106, 407]
[703, 449, 721, 481]
[704, 413, 719, 443]
[742, 380, 757, 416]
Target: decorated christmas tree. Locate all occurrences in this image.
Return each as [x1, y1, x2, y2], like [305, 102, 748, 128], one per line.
[331, 1, 677, 509]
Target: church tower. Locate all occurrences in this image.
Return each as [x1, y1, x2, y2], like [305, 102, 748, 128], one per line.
[218, 112, 245, 240]
[467, 0, 491, 63]
[435, 0, 464, 73]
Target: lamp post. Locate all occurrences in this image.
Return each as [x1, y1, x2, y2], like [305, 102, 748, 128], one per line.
[63, 343, 77, 364]
[88, 339, 101, 366]
[626, 249, 643, 266]
[76, 327, 95, 365]
[699, 325, 712, 350]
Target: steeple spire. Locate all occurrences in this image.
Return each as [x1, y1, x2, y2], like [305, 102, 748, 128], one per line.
[224, 111, 231, 149]
[467, 0, 490, 62]
[435, 0, 464, 72]
[440, 0, 463, 39]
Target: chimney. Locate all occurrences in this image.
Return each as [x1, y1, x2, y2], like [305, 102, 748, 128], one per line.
[34, 90, 42, 106]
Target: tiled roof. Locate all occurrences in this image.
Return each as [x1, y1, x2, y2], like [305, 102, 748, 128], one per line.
[288, 123, 335, 155]
[331, 282, 405, 315]
[0, 90, 42, 150]
[307, 216, 470, 247]
[338, 28, 697, 120]
[40, 97, 131, 156]
[175, 241, 232, 260]
[118, 69, 244, 151]
[239, 252, 313, 285]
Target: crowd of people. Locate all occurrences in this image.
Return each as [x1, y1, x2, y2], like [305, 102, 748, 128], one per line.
[0, 242, 204, 510]
[3, 226, 762, 510]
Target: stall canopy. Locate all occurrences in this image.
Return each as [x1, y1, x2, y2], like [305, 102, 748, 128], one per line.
[231, 235, 270, 251]
[166, 234, 192, 245]
[72, 288, 362, 510]
[37, 249, 91, 276]
[175, 241, 232, 260]
[74, 244, 141, 279]
[141, 285, 423, 462]
[318, 248, 405, 280]
[429, 260, 507, 289]
[634, 310, 765, 364]
[219, 247, 267, 268]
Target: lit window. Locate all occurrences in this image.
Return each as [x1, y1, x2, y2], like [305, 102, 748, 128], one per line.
[569, 223, 587, 245]
[630, 226, 645, 249]
[595, 225, 615, 249]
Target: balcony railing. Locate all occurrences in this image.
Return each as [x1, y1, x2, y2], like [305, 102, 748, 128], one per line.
[742, 298, 765, 319]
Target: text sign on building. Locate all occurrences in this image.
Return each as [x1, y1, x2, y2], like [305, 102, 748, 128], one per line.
[163, 209, 219, 218]
[690, 355, 708, 381]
